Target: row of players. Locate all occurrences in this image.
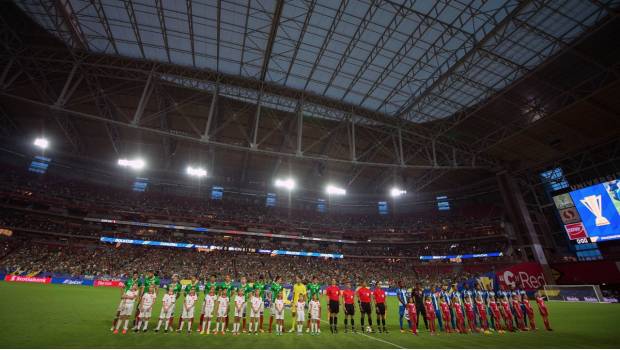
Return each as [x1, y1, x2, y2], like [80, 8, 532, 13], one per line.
[111, 272, 552, 336]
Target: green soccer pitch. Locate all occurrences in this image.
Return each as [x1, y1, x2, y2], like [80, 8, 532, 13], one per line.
[0, 283, 619, 348]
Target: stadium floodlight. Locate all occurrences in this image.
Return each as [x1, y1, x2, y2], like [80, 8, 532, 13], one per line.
[186, 166, 207, 178]
[33, 137, 49, 149]
[390, 187, 407, 197]
[274, 177, 296, 191]
[325, 184, 346, 196]
[117, 158, 145, 171]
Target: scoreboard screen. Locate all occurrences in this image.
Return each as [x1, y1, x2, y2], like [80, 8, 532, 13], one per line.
[29, 156, 51, 174]
[211, 186, 223, 200]
[554, 179, 620, 242]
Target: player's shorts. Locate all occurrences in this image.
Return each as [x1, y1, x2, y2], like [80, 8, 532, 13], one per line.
[360, 302, 371, 314]
[203, 305, 214, 317]
[235, 305, 245, 318]
[376, 303, 386, 315]
[329, 300, 339, 314]
[139, 307, 152, 318]
[275, 310, 284, 320]
[159, 307, 173, 319]
[310, 311, 320, 321]
[182, 307, 195, 319]
[297, 312, 305, 322]
[250, 309, 261, 318]
[217, 308, 228, 318]
[344, 303, 355, 316]
[120, 302, 135, 316]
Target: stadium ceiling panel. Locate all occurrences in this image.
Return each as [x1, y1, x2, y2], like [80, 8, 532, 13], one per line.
[15, 0, 617, 124]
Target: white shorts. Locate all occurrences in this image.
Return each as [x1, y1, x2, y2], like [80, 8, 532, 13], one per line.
[159, 307, 173, 319]
[139, 307, 152, 318]
[203, 306, 214, 318]
[250, 309, 261, 318]
[119, 303, 134, 316]
[297, 312, 305, 322]
[235, 304, 246, 318]
[311, 311, 320, 320]
[275, 310, 284, 320]
[181, 307, 195, 319]
[217, 308, 228, 318]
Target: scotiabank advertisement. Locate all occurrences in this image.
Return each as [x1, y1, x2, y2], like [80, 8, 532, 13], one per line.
[4, 275, 51, 284]
[496, 262, 546, 291]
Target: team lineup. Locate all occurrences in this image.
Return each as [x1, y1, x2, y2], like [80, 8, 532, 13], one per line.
[111, 271, 552, 337]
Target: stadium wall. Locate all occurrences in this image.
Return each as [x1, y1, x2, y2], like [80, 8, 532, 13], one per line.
[551, 261, 620, 284]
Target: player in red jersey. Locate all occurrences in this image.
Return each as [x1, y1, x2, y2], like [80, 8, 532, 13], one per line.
[325, 278, 340, 333]
[475, 295, 491, 334]
[405, 297, 418, 335]
[341, 282, 356, 333]
[521, 293, 536, 330]
[357, 281, 373, 333]
[535, 292, 552, 331]
[511, 294, 527, 331]
[424, 295, 437, 335]
[439, 296, 452, 333]
[373, 284, 388, 333]
[451, 296, 467, 334]
[463, 295, 477, 333]
[489, 296, 504, 333]
[500, 296, 514, 331]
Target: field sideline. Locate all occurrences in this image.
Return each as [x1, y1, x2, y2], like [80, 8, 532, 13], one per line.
[0, 283, 619, 348]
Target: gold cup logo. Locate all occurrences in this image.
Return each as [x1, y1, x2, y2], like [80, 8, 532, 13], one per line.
[580, 195, 610, 227]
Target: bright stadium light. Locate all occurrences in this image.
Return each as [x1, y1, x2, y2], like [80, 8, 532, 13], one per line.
[118, 158, 145, 171]
[325, 184, 346, 196]
[390, 187, 407, 197]
[274, 177, 296, 191]
[33, 137, 49, 149]
[186, 166, 207, 178]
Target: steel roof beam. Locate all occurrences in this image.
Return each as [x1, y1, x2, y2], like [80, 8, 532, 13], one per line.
[259, 0, 284, 82]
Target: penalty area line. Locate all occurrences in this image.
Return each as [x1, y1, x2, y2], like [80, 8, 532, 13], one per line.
[320, 318, 406, 349]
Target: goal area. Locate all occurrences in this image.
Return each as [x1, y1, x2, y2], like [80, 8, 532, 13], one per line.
[543, 284, 604, 303]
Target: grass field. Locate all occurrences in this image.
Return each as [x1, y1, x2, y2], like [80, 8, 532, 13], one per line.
[0, 283, 619, 348]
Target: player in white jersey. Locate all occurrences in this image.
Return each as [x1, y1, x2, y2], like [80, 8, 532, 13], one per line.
[113, 285, 139, 334]
[200, 287, 217, 335]
[274, 292, 285, 336]
[136, 286, 156, 332]
[232, 289, 246, 335]
[309, 294, 321, 335]
[296, 295, 306, 335]
[214, 289, 229, 335]
[178, 288, 198, 334]
[249, 289, 262, 335]
[155, 288, 176, 333]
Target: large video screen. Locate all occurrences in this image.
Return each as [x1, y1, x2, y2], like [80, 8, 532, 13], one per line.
[555, 179, 620, 242]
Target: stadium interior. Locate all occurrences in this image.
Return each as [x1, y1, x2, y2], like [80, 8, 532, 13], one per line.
[0, 0, 620, 337]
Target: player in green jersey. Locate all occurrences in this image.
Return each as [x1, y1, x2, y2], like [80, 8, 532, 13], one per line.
[111, 271, 139, 331]
[253, 275, 267, 332]
[166, 274, 183, 329]
[184, 275, 201, 296]
[198, 274, 218, 332]
[218, 274, 234, 331]
[268, 276, 284, 333]
[133, 271, 156, 330]
[238, 276, 254, 333]
[306, 276, 322, 332]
